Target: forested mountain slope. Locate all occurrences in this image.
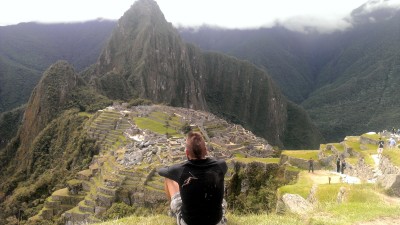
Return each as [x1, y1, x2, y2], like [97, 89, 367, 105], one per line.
[0, 20, 115, 112]
[180, 9, 400, 141]
[86, 0, 323, 148]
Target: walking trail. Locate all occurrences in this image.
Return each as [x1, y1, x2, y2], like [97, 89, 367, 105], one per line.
[306, 155, 400, 224]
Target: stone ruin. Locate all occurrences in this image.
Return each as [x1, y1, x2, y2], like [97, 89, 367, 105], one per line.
[30, 104, 276, 224]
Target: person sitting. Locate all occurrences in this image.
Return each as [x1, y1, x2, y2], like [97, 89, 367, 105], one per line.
[158, 131, 227, 225]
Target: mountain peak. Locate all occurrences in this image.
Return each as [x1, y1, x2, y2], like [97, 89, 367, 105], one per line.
[119, 0, 168, 30]
[93, 0, 207, 109]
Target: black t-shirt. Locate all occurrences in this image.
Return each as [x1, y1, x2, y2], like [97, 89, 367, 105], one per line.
[158, 158, 227, 225]
[378, 140, 384, 148]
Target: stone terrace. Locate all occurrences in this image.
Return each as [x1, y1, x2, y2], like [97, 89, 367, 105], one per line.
[31, 104, 275, 224]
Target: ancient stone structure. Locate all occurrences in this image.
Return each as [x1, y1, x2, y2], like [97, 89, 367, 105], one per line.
[31, 105, 277, 223]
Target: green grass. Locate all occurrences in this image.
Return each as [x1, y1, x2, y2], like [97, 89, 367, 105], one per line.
[383, 148, 400, 166]
[343, 137, 375, 166]
[52, 188, 70, 196]
[344, 137, 361, 151]
[346, 157, 358, 166]
[277, 171, 400, 225]
[332, 143, 344, 152]
[149, 111, 169, 120]
[133, 117, 181, 137]
[78, 112, 93, 118]
[281, 150, 319, 160]
[278, 171, 313, 198]
[229, 157, 280, 164]
[285, 165, 301, 172]
[361, 132, 380, 141]
[95, 213, 303, 225]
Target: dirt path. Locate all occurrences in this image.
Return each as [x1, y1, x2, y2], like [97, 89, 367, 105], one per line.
[307, 167, 400, 224]
[308, 170, 342, 184]
[353, 217, 400, 225]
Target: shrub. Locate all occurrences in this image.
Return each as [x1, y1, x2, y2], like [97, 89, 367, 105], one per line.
[102, 202, 137, 221]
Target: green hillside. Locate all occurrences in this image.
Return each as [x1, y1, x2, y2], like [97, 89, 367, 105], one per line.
[180, 10, 400, 142]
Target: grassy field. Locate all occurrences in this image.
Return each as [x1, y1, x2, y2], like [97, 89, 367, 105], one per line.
[133, 117, 183, 137]
[95, 213, 304, 225]
[276, 171, 400, 225]
[281, 150, 319, 160]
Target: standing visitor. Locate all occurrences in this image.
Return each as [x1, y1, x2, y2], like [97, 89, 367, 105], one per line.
[336, 157, 341, 173]
[389, 137, 396, 149]
[308, 158, 314, 173]
[377, 138, 384, 159]
[341, 159, 346, 174]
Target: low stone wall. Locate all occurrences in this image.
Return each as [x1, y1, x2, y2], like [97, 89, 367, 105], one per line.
[345, 158, 375, 181]
[280, 155, 323, 170]
[379, 156, 400, 174]
[360, 136, 378, 145]
[377, 156, 400, 196]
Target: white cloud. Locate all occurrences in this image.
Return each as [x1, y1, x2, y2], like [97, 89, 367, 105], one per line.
[1, 0, 399, 32]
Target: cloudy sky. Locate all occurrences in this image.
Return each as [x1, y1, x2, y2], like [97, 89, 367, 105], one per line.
[1, 0, 399, 31]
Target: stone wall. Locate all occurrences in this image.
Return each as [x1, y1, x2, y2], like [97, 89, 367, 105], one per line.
[345, 158, 375, 181]
[280, 155, 323, 170]
[377, 156, 400, 196]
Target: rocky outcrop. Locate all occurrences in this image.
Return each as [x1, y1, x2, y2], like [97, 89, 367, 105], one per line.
[336, 187, 347, 203]
[377, 156, 400, 196]
[276, 194, 313, 215]
[345, 157, 375, 181]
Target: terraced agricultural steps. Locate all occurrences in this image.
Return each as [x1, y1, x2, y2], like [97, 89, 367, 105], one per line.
[30, 105, 276, 224]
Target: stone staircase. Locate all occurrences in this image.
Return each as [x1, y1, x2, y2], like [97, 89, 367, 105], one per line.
[32, 108, 142, 223]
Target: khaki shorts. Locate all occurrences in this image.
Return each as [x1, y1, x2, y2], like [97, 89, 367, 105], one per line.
[170, 192, 227, 225]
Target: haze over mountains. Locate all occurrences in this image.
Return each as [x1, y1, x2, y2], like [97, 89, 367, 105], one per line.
[180, 1, 400, 141]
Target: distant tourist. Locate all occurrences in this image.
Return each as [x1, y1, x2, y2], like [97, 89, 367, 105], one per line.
[341, 159, 346, 174]
[392, 127, 396, 135]
[377, 138, 384, 159]
[158, 131, 227, 225]
[308, 158, 314, 173]
[336, 157, 341, 173]
[389, 137, 396, 149]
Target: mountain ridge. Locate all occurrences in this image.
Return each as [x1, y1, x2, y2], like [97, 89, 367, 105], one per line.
[86, 0, 322, 148]
[180, 8, 400, 141]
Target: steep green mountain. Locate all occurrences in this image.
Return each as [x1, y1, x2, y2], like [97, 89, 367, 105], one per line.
[0, 106, 25, 149]
[179, 8, 400, 142]
[0, 61, 111, 223]
[303, 11, 400, 140]
[0, 20, 115, 112]
[179, 26, 345, 104]
[87, 0, 323, 149]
